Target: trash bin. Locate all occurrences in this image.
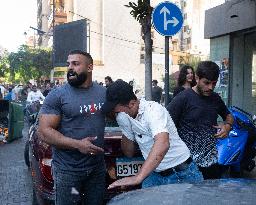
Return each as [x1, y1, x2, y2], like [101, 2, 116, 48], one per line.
[7, 101, 24, 142]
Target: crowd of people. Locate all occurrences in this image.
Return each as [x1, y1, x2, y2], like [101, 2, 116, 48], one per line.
[0, 81, 59, 102]
[0, 49, 234, 205]
[34, 49, 234, 205]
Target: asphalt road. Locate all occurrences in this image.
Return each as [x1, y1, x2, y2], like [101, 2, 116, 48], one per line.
[0, 124, 256, 205]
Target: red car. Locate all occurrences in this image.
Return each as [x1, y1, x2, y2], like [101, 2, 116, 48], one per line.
[24, 119, 143, 205]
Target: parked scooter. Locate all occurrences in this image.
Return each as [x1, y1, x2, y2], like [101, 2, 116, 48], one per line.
[217, 106, 256, 177]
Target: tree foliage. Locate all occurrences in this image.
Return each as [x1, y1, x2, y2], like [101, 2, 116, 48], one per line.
[178, 55, 201, 71]
[0, 53, 9, 78]
[125, 0, 152, 25]
[0, 45, 52, 83]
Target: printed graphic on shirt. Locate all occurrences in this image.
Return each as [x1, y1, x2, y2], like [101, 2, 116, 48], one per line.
[79, 102, 104, 115]
[178, 123, 218, 167]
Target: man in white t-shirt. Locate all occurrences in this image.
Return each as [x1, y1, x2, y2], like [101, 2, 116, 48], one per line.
[27, 85, 45, 103]
[101, 80, 203, 189]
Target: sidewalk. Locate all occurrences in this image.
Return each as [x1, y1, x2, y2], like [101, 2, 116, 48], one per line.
[0, 126, 32, 205]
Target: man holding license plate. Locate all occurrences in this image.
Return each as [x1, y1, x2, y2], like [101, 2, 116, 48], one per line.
[101, 80, 203, 189]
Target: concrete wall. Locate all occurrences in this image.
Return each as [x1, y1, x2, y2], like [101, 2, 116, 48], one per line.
[206, 0, 256, 111]
[209, 30, 256, 113]
[72, 0, 168, 93]
[73, 0, 103, 64]
[205, 0, 256, 38]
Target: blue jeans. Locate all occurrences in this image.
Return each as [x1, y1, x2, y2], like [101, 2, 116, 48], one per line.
[53, 164, 106, 205]
[142, 161, 203, 188]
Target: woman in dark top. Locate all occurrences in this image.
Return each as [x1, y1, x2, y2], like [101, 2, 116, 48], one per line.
[173, 65, 196, 97]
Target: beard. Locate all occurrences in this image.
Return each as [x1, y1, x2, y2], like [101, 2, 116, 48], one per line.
[67, 70, 87, 87]
[196, 84, 212, 96]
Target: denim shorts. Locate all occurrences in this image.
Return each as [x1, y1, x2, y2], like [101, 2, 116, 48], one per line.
[52, 164, 106, 205]
[142, 161, 203, 188]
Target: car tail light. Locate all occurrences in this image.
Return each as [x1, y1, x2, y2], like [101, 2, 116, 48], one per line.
[39, 158, 53, 182]
[106, 158, 117, 180]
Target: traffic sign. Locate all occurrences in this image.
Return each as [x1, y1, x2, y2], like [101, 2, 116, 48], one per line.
[152, 1, 183, 36]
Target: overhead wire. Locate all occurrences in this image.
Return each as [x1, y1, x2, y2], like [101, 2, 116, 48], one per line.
[68, 10, 165, 52]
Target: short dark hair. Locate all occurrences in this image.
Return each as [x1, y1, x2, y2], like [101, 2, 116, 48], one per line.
[105, 76, 113, 83]
[152, 80, 158, 84]
[196, 61, 220, 81]
[177, 65, 196, 87]
[69, 50, 93, 64]
[101, 80, 137, 114]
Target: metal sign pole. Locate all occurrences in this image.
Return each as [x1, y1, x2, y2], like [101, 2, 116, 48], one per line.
[152, 2, 183, 107]
[165, 36, 169, 107]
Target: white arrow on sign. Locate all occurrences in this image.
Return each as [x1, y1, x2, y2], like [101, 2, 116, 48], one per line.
[160, 6, 179, 30]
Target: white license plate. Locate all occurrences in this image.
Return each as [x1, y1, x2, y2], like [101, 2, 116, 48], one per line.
[116, 157, 144, 177]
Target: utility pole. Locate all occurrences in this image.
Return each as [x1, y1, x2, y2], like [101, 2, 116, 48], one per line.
[52, 0, 56, 69]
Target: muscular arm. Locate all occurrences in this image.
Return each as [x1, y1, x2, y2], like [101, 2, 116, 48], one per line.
[38, 114, 104, 154]
[38, 114, 79, 149]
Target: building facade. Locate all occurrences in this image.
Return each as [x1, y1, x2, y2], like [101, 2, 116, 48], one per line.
[36, 0, 225, 92]
[205, 0, 256, 114]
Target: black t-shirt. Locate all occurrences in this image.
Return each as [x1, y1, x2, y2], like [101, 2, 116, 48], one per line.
[173, 86, 185, 97]
[167, 88, 230, 167]
[43, 89, 51, 97]
[152, 86, 162, 103]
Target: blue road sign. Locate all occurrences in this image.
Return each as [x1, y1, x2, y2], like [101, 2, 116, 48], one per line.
[152, 1, 183, 36]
